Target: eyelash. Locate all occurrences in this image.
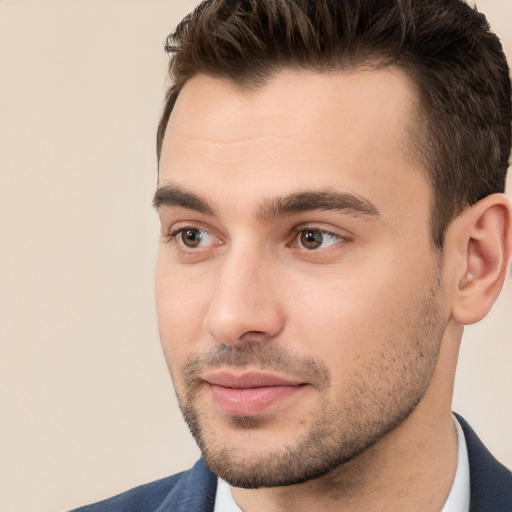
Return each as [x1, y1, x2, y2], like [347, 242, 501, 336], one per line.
[289, 226, 349, 251]
[166, 227, 217, 249]
[165, 224, 351, 253]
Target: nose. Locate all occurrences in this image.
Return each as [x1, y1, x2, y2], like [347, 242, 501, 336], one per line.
[203, 246, 285, 346]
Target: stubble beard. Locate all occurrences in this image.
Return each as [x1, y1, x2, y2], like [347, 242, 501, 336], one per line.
[175, 270, 447, 489]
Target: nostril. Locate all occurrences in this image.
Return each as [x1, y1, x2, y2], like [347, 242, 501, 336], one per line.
[241, 331, 266, 338]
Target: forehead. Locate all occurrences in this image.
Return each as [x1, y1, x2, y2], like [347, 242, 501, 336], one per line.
[163, 68, 417, 151]
[159, 68, 429, 225]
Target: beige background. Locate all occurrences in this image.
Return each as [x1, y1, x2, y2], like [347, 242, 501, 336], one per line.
[0, 1, 510, 511]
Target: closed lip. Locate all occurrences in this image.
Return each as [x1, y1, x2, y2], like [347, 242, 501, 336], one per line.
[203, 370, 306, 388]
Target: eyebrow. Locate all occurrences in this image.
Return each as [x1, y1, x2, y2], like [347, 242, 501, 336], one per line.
[153, 184, 380, 220]
[153, 183, 214, 215]
[258, 190, 380, 220]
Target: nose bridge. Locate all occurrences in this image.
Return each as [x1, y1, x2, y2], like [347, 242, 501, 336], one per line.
[203, 240, 284, 345]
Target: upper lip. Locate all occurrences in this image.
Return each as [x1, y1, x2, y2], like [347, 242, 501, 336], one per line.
[203, 370, 305, 388]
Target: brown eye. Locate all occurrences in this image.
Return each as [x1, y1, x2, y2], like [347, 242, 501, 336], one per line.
[299, 229, 324, 250]
[296, 228, 343, 251]
[169, 226, 218, 253]
[180, 229, 204, 248]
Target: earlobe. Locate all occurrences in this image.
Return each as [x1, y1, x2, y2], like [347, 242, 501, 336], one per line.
[450, 194, 512, 325]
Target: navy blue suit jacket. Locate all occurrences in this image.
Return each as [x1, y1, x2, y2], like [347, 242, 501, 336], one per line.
[71, 414, 511, 511]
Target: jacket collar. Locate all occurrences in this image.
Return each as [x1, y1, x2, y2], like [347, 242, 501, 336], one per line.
[156, 458, 217, 512]
[455, 413, 512, 512]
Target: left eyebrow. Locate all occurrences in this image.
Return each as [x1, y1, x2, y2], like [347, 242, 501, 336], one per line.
[258, 190, 380, 220]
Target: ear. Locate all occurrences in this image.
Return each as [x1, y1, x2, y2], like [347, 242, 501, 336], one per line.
[449, 193, 512, 325]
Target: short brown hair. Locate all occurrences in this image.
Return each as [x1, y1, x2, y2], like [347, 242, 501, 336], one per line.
[157, 0, 511, 247]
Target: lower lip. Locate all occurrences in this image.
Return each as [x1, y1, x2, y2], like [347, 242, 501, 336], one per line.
[208, 384, 305, 415]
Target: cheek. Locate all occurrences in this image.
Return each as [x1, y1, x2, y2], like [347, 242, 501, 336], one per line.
[283, 255, 431, 363]
[287, 288, 379, 373]
[155, 256, 214, 367]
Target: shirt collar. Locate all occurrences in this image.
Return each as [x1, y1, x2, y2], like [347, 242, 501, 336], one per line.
[440, 415, 470, 512]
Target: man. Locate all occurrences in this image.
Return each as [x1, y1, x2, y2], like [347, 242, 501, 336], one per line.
[73, 0, 512, 510]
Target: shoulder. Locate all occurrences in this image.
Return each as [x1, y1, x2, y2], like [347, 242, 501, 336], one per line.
[455, 413, 512, 512]
[69, 473, 185, 512]
[69, 458, 217, 512]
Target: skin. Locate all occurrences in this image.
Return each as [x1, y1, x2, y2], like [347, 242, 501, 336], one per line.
[154, 69, 511, 511]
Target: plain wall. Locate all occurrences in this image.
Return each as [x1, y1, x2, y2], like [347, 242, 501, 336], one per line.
[0, 1, 510, 511]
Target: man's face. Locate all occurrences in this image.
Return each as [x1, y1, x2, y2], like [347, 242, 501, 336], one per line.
[155, 69, 450, 487]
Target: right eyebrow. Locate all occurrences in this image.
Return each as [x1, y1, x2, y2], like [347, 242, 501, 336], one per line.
[153, 183, 215, 215]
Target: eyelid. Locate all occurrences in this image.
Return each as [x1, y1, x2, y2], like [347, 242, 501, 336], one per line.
[165, 219, 219, 238]
[162, 220, 351, 255]
[291, 223, 352, 240]
[170, 227, 211, 245]
[165, 222, 223, 252]
[289, 224, 353, 251]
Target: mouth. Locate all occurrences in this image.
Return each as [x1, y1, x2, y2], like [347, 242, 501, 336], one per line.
[203, 369, 307, 415]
